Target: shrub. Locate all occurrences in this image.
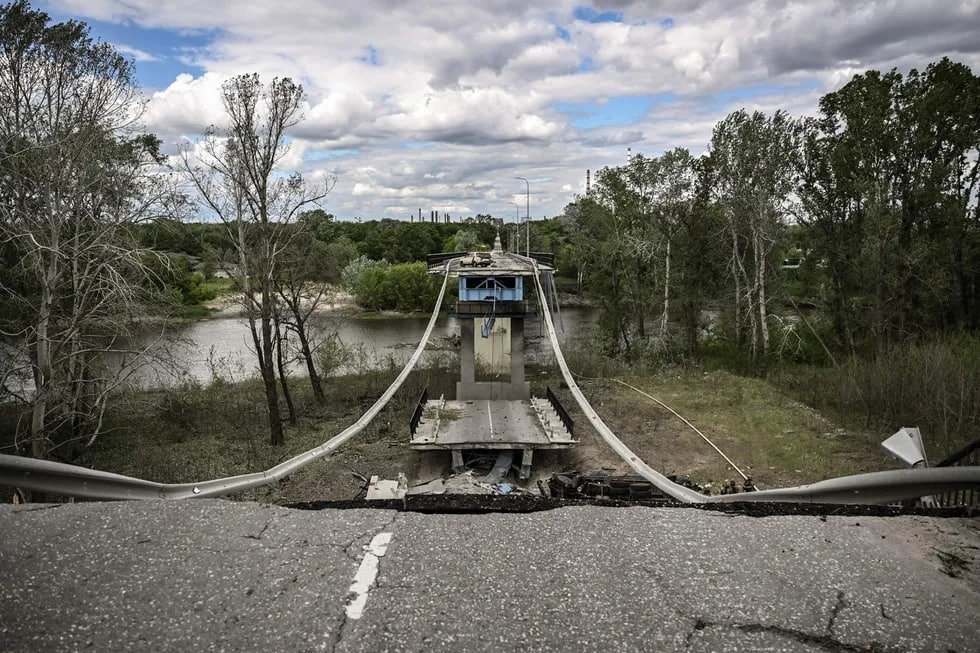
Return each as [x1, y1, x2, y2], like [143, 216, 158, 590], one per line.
[350, 260, 440, 311]
[774, 334, 980, 459]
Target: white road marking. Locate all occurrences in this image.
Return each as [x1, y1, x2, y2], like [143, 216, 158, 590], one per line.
[344, 532, 393, 620]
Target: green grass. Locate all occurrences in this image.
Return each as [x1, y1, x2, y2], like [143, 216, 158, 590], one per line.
[615, 371, 883, 485]
[199, 277, 237, 296]
[171, 304, 215, 320]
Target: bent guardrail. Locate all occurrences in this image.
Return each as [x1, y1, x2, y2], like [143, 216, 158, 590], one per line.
[0, 262, 455, 501]
[2, 258, 979, 507]
[933, 438, 980, 507]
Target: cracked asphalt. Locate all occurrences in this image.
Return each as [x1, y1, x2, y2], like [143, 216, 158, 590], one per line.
[1, 501, 978, 652]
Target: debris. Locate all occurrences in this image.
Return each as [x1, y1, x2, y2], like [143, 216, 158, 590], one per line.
[545, 471, 707, 500]
[365, 474, 408, 500]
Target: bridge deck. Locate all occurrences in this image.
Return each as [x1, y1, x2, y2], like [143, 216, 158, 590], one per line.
[409, 399, 575, 450]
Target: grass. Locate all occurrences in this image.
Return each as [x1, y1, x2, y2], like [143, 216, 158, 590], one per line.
[9, 327, 965, 502]
[612, 371, 883, 485]
[771, 334, 980, 463]
[18, 354, 462, 503]
[170, 304, 215, 320]
[193, 276, 237, 299]
[529, 363, 886, 489]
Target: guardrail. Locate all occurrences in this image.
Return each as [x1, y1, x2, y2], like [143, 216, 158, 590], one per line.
[409, 388, 428, 436]
[525, 254, 980, 506]
[0, 263, 456, 501]
[546, 386, 574, 436]
[932, 438, 980, 507]
[2, 259, 980, 507]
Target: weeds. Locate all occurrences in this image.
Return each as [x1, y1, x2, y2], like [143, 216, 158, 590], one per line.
[773, 334, 980, 459]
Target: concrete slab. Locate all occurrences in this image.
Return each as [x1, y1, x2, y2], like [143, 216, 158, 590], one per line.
[409, 400, 575, 450]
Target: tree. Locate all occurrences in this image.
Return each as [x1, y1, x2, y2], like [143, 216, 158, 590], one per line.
[182, 73, 329, 445]
[710, 110, 800, 358]
[0, 1, 169, 459]
[797, 60, 980, 350]
[274, 237, 335, 403]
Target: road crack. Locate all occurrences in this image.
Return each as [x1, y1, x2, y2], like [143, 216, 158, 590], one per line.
[684, 618, 898, 653]
[827, 589, 847, 635]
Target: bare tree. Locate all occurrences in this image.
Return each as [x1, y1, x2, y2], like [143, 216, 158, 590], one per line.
[274, 248, 329, 403]
[181, 73, 328, 445]
[0, 1, 172, 459]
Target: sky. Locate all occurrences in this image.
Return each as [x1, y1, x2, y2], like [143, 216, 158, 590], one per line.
[42, 0, 980, 222]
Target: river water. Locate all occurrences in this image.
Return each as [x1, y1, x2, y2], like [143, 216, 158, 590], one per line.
[130, 306, 601, 388]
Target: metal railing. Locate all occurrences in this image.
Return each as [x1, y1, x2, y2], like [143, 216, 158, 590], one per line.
[409, 388, 428, 436]
[932, 438, 980, 507]
[0, 263, 456, 501]
[2, 258, 979, 507]
[524, 254, 980, 506]
[546, 386, 574, 436]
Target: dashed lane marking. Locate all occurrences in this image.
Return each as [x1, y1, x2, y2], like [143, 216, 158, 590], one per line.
[345, 532, 393, 620]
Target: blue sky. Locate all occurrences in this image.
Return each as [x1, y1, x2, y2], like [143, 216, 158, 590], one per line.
[40, 0, 980, 221]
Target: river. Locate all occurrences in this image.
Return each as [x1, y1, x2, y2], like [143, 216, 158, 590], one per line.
[128, 306, 601, 388]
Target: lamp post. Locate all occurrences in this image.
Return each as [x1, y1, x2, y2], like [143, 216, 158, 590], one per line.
[514, 176, 529, 256]
[508, 201, 520, 253]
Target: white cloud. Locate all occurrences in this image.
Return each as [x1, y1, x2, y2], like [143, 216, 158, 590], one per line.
[114, 43, 160, 62]
[48, 0, 980, 220]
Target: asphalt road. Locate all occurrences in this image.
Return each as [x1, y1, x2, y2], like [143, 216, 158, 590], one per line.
[2, 500, 979, 652]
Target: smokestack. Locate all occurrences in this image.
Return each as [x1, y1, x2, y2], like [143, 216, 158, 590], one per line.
[586, 169, 591, 194]
[418, 208, 422, 222]
[627, 147, 632, 161]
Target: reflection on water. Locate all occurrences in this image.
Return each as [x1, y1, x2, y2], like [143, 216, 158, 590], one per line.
[131, 307, 600, 388]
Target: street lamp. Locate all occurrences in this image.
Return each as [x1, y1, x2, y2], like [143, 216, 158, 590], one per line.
[514, 176, 530, 256]
[508, 201, 520, 253]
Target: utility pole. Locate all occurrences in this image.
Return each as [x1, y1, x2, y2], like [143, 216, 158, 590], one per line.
[515, 176, 529, 256]
[508, 201, 519, 253]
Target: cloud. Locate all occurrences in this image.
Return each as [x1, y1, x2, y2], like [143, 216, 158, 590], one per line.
[114, 43, 161, 62]
[47, 0, 980, 220]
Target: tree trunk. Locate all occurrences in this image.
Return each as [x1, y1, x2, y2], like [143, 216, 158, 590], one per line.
[634, 262, 646, 340]
[660, 238, 671, 339]
[260, 284, 284, 445]
[294, 317, 325, 403]
[31, 222, 59, 459]
[730, 223, 743, 346]
[274, 310, 296, 425]
[755, 228, 770, 357]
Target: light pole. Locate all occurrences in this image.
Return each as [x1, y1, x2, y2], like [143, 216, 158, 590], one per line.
[514, 176, 530, 256]
[508, 201, 520, 253]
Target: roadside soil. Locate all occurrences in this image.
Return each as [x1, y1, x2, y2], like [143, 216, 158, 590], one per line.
[273, 368, 893, 502]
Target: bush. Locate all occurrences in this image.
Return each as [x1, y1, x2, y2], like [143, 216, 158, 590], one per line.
[350, 260, 440, 311]
[774, 334, 980, 459]
[341, 255, 388, 293]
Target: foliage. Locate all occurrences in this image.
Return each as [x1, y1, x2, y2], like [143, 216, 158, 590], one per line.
[341, 255, 388, 293]
[351, 261, 440, 312]
[774, 334, 980, 459]
[0, 1, 169, 459]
